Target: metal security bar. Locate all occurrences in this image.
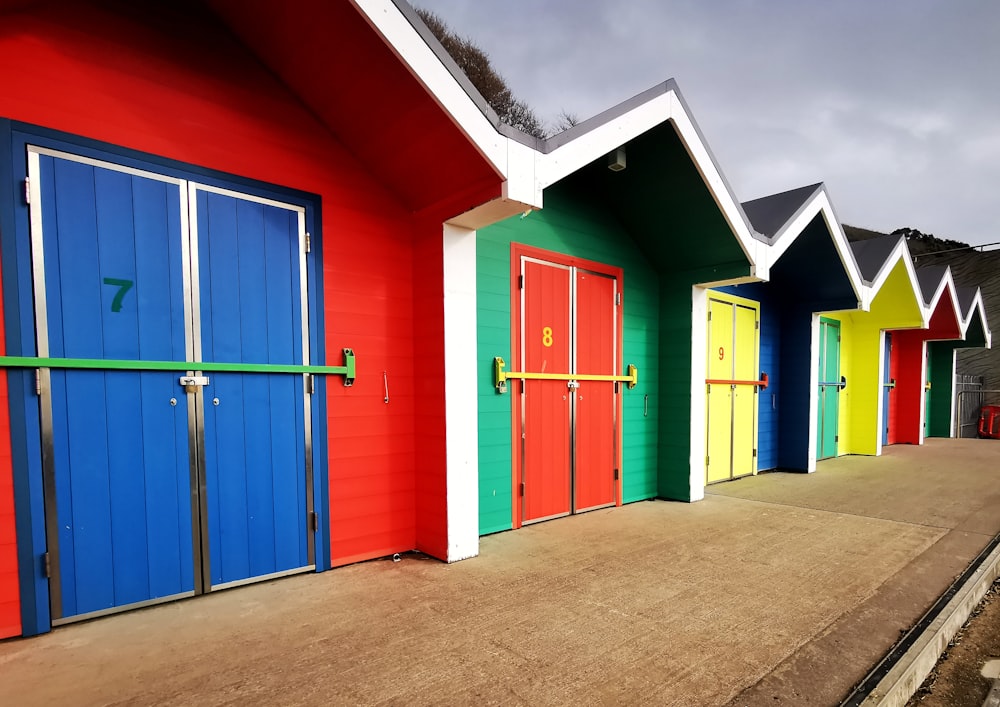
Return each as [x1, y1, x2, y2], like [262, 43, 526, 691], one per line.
[0, 347, 357, 385]
[494, 356, 637, 394]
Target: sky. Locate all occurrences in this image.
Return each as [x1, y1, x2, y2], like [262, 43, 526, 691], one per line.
[416, 0, 1000, 247]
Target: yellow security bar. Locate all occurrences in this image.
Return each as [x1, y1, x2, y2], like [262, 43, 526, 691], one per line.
[494, 357, 637, 394]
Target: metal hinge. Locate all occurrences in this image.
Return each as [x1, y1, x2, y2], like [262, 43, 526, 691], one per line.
[614, 381, 619, 394]
[835, 435, 839, 442]
[837, 335, 841, 342]
[305, 373, 314, 395]
[34, 369, 41, 396]
[304, 232, 311, 253]
[705, 455, 710, 466]
[753, 449, 757, 458]
[613, 468, 620, 480]
[42, 552, 50, 578]
[755, 320, 760, 330]
[518, 275, 524, 289]
[708, 311, 712, 321]
[24, 177, 30, 205]
[519, 482, 525, 497]
[309, 511, 318, 533]
[615, 292, 621, 306]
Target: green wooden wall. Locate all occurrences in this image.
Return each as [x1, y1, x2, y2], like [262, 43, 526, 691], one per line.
[476, 182, 661, 535]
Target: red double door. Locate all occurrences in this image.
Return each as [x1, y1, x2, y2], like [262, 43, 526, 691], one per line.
[515, 251, 621, 525]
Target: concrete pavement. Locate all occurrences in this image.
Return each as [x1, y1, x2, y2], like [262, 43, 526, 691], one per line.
[1, 438, 998, 706]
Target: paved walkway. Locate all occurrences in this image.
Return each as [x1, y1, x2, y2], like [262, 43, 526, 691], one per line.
[1, 439, 998, 706]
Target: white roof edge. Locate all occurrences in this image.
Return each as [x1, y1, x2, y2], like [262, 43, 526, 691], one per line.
[357, 0, 762, 268]
[765, 187, 867, 310]
[868, 239, 929, 328]
[351, 0, 511, 175]
[961, 288, 993, 348]
[924, 267, 963, 331]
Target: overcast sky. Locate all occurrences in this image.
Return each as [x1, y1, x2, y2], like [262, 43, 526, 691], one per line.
[417, 0, 1000, 247]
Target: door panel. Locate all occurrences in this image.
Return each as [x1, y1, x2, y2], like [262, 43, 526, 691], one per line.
[196, 189, 310, 585]
[36, 152, 193, 619]
[521, 259, 572, 522]
[574, 271, 616, 511]
[882, 333, 892, 446]
[817, 319, 840, 460]
[706, 299, 734, 483]
[732, 305, 757, 477]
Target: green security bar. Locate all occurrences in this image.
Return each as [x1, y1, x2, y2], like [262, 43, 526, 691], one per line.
[0, 347, 357, 385]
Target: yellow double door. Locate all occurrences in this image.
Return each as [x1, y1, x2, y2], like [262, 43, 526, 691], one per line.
[706, 294, 759, 484]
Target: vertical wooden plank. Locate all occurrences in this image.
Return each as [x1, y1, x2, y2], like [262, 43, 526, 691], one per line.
[574, 270, 616, 512]
[732, 304, 757, 477]
[521, 259, 571, 522]
[706, 299, 733, 483]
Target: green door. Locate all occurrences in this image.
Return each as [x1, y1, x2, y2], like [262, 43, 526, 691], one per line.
[817, 318, 841, 460]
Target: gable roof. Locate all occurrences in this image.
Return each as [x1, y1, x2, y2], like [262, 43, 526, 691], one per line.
[850, 234, 906, 284]
[744, 183, 865, 306]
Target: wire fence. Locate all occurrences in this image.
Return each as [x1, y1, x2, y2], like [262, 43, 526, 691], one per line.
[955, 374, 1000, 438]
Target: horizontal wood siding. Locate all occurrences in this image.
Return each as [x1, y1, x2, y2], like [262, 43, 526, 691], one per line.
[476, 185, 660, 534]
[0, 2, 494, 595]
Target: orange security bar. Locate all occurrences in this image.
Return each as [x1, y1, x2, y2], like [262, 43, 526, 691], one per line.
[494, 357, 637, 394]
[705, 372, 769, 389]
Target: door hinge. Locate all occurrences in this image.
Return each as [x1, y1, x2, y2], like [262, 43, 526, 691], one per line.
[309, 511, 319, 533]
[613, 468, 620, 480]
[837, 335, 841, 342]
[42, 551, 50, 578]
[519, 482, 525, 497]
[304, 232, 311, 253]
[614, 381, 619, 394]
[707, 311, 712, 321]
[705, 455, 710, 466]
[24, 177, 30, 205]
[835, 435, 839, 443]
[615, 292, 621, 306]
[34, 369, 41, 396]
[755, 320, 760, 330]
[305, 373, 314, 395]
[518, 275, 524, 289]
[752, 449, 757, 458]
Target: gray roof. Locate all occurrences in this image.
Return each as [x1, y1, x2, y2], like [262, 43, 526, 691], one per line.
[916, 266, 949, 306]
[741, 183, 822, 240]
[849, 233, 903, 283]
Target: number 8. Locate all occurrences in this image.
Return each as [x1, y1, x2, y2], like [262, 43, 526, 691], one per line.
[542, 326, 553, 347]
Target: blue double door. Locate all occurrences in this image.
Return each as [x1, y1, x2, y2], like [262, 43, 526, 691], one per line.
[29, 147, 314, 622]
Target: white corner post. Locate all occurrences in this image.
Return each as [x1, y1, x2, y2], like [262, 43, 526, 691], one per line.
[443, 223, 480, 561]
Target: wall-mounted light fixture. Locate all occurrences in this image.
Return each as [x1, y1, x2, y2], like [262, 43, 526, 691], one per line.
[607, 147, 626, 172]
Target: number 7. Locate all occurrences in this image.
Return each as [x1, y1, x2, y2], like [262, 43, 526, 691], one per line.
[103, 277, 134, 313]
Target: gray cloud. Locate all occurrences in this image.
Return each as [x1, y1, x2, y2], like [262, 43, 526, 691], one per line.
[417, 0, 1000, 246]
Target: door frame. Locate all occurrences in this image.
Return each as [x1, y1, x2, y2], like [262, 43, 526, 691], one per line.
[1, 122, 329, 634]
[509, 243, 623, 529]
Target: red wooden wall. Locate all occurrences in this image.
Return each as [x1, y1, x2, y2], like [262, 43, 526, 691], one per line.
[0, 1, 492, 630]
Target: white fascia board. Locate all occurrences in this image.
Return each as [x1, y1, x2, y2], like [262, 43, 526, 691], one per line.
[352, 0, 509, 175]
[924, 268, 962, 331]
[766, 189, 867, 310]
[869, 241, 929, 328]
[962, 289, 993, 348]
[536, 91, 672, 190]
[668, 91, 765, 273]
[535, 88, 764, 277]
